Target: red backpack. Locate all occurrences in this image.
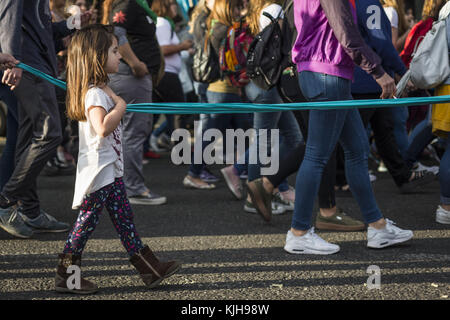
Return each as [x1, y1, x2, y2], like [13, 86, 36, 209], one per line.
[219, 21, 254, 87]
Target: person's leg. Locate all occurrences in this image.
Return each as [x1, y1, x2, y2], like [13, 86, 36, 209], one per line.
[439, 136, 450, 208]
[186, 91, 240, 187]
[390, 105, 409, 157]
[63, 184, 111, 255]
[0, 84, 18, 190]
[104, 178, 144, 256]
[2, 73, 62, 218]
[109, 65, 154, 198]
[408, 106, 431, 145]
[403, 123, 435, 168]
[357, 96, 411, 187]
[338, 109, 383, 225]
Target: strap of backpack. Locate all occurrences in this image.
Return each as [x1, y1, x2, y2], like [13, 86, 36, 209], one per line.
[262, 11, 277, 24]
[283, 0, 294, 12]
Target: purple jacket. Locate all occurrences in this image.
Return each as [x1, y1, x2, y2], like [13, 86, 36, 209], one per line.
[292, 0, 385, 81]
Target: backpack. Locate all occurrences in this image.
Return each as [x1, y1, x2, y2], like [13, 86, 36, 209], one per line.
[246, 10, 285, 90]
[191, 15, 222, 83]
[397, 16, 450, 95]
[276, 0, 306, 103]
[218, 21, 254, 87]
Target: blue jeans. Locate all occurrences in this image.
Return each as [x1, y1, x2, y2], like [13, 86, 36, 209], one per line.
[188, 91, 251, 177]
[440, 135, 450, 205]
[0, 84, 18, 191]
[291, 71, 382, 230]
[234, 82, 302, 192]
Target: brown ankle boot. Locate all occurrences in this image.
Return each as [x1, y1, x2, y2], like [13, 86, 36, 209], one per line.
[130, 245, 181, 288]
[55, 253, 98, 294]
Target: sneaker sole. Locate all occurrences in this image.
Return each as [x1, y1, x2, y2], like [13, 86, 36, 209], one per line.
[436, 214, 450, 224]
[29, 227, 70, 233]
[183, 178, 216, 190]
[221, 169, 243, 200]
[128, 198, 167, 205]
[284, 245, 340, 255]
[0, 223, 33, 238]
[244, 205, 284, 215]
[315, 221, 365, 231]
[367, 233, 413, 249]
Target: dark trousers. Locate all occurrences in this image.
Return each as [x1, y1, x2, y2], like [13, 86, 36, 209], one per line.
[355, 93, 411, 187]
[0, 84, 18, 190]
[2, 73, 62, 218]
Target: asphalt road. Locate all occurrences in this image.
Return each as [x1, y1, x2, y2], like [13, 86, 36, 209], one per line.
[0, 152, 449, 301]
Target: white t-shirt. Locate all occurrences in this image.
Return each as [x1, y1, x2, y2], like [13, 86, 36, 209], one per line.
[72, 87, 124, 209]
[156, 17, 183, 74]
[384, 6, 399, 29]
[259, 3, 284, 32]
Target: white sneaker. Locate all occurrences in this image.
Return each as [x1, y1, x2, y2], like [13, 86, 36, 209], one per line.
[436, 206, 450, 224]
[283, 228, 340, 255]
[149, 135, 167, 153]
[243, 200, 286, 215]
[367, 219, 413, 249]
[414, 162, 439, 175]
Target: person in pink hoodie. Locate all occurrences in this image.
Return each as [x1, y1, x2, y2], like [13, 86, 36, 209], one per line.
[281, 0, 414, 254]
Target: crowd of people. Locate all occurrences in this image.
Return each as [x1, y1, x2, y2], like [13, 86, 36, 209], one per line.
[0, 0, 448, 294]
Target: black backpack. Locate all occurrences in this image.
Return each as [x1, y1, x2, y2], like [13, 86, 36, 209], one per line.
[276, 0, 306, 103]
[246, 10, 285, 90]
[191, 38, 222, 83]
[191, 14, 222, 83]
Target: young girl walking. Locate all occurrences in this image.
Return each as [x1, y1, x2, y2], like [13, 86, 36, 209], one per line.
[55, 25, 181, 294]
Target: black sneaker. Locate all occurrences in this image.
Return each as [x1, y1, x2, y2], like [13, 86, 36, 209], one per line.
[21, 209, 70, 233]
[0, 207, 33, 238]
[399, 170, 436, 194]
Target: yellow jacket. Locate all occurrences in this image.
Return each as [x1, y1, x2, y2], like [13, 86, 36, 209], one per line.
[432, 84, 450, 138]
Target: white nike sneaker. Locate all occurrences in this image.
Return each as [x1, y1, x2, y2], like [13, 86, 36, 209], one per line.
[367, 219, 413, 249]
[284, 228, 340, 255]
[436, 206, 450, 224]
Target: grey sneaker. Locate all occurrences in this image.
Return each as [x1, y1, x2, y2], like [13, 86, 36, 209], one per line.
[0, 207, 34, 238]
[22, 209, 70, 233]
[128, 191, 167, 205]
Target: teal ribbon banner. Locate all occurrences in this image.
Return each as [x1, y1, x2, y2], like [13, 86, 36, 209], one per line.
[16, 62, 450, 115]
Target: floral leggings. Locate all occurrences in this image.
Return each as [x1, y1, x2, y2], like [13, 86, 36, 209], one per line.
[63, 178, 144, 256]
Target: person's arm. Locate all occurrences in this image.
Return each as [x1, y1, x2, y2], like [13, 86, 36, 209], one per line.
[0, 0, 24, 90]
[161, 41, 193, 56]
[88, 87, 127, 138]
[156, 18, 193, 56]
[319, 0, 395, 98]
[357, 1, 407, 77]
[114, 26, 149, 78]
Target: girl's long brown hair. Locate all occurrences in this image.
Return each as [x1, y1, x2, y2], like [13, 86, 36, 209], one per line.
[206, 0, 238, 34]
[102, 0, 114, 25]
[422, 0, 446, 20]
[246, 0, 283, 36]
[66, 24, 115, 121]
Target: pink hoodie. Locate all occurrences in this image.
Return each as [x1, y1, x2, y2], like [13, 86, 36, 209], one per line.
[292, 0, 385, 80]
